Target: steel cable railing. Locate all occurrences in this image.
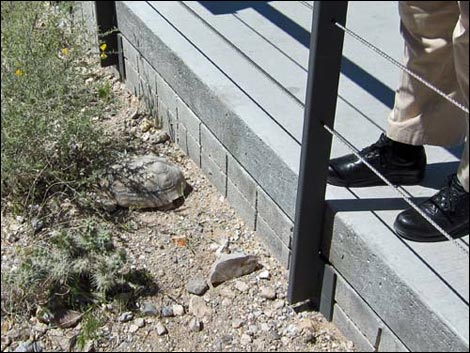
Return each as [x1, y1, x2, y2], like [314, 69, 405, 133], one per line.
[334, 22, 469, 114]
[327, 22, 469, 255]
[289, 0, 468, 306]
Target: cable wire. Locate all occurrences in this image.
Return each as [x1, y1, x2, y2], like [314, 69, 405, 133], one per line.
[334, 22, 469, 115]
[323, 123, 469, 255]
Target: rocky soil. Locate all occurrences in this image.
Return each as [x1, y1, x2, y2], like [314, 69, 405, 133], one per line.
[1, 68, 355, 352]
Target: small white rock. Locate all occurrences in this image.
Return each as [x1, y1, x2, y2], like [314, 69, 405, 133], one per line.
[247, 324, 258, 336]
[285, 324, 298, 337]
[209, 243, 220, 251]
[234, 281, 249, 293]
[128, 324, 139, 333]
[240, 334, 252, 345]
[135, 318, 145, 328]
[260, 287, 277, 300]
[215, 238, 230, 257]
[155, 322, 168, 336]
[189, 296, 212, 319]
[118, 312, 133, 323]
[221, 298, 232, 307]
[258, 270, 271, 280]
[273, 299, 285, 310]
[188, 317, 203, 332]
[260, 323, 270, 332]
[232, 319, 244, 329]
[172, 304, 185, 316]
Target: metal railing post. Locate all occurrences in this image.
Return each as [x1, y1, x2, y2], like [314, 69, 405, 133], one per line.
[288, 1, 348, 306]
[95, 1, 119, 67]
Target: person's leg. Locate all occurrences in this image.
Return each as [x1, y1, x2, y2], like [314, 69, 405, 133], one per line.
[387, 1, 467, 147]
[455, 1, 469, 192]
[328, 2, 467, 188]
[393, 2, 469, 242]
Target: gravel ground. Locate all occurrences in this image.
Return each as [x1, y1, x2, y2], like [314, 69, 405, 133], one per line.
[1, 68, 355, 352]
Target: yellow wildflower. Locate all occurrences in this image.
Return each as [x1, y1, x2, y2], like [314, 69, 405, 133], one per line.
[100, 43, 107, 52]
[100, 52, 108, 60]
[61, 48, 69, 56]
[15, 69, 23, 76]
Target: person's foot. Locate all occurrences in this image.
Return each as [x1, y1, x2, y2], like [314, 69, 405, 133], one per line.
[328, 133, 426, 187]
[394, 174, 469, 242]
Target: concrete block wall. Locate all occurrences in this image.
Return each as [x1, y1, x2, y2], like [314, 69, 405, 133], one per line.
[330, 267, 409, 352]
[323, 215, 469, 352]
[119, 34, 293, 268]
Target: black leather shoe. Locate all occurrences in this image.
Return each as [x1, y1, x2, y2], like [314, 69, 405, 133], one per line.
[394, 174, 469, 242]
[328, 133, 426, 187]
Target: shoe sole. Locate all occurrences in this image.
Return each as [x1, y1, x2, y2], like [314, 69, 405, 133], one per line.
[394, 221, 469, 242]
[327, 174, 423, 188]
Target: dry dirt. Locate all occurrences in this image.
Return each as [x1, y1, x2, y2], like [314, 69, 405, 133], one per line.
[1, 67, 355, 352]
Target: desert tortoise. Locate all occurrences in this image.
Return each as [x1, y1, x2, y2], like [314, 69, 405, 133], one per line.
[102, 154, 186, 210]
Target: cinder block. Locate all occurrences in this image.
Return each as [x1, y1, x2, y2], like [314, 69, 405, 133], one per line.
[186, 132, 201, 168]
[158, 101, 177, 141]
[335, 273, 382, 346]
[156, 74, 178, 116]
[334, 271, 408, 351]
[140, 56, 158, 92]
[138, 75, 157, 113]
[121, 35, 142, 74]
[124, 58, 142, 97]
[257, 187, 293, 248]
[176, 122, 188, 155]
[200, 125, 226, 171]
[175, 122, 201, 167]
[227, 155, 257, 205]
[319, 265, 336, 321]
[328, 219, 469, 352]
[142, 87, 159, 124]
[177, 99, 201, 143]
[256, 216, 290, 268]
[201, 152, 227, 197]
[379, 327, 409, 352]
[332, 304, 375, 352]
[227, 179, 256, 230]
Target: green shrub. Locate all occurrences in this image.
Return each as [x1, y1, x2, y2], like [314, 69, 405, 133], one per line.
[0, 1, 156, 326]
[1, 1, 112, 211]
[0, 1, 137, 321]
[3, 219, 127, 315]
[76, 311, 104, 351]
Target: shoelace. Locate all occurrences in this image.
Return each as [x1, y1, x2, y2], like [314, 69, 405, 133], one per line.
[359, 134, 388, 155]
[359, 133, 391, 165]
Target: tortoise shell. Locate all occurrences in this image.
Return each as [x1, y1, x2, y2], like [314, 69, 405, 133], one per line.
[105, 154, 186, 209]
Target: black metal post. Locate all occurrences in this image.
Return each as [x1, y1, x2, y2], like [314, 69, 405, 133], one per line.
[95, 1, 119, 67]
[288, 1, 348, 306]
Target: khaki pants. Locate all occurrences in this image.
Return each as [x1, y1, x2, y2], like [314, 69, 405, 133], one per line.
[387, 1, 469, 191]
